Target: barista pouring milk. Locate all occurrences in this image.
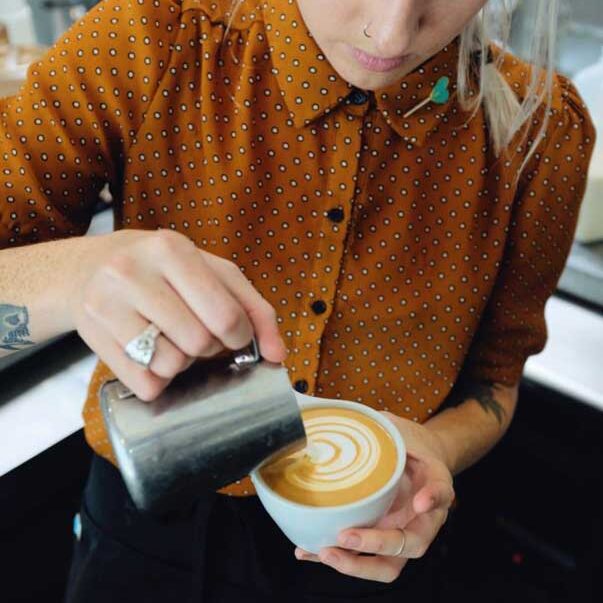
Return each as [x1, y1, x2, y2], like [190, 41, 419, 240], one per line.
[0, 0, 595, 601]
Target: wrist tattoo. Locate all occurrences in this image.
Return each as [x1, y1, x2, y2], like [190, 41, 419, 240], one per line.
[444, 375, 506, 425]
[0, 304, 35, 351]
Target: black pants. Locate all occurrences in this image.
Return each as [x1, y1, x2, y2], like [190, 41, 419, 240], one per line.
[64, 455, 449, 602]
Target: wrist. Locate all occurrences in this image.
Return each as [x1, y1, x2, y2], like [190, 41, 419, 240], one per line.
[423, 409, 460, 475]
[62, 233, 112, 330]
[425, 425, 454, 471]
[387, 411, 455, 473]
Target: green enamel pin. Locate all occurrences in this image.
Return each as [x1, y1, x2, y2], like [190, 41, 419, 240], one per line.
[403, 76, 450, 119]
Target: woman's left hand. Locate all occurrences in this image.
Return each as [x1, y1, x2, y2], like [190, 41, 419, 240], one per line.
[295, 412, 455, 583]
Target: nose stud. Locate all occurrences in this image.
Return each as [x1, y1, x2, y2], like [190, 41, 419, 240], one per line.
[363, 23, 372, 38]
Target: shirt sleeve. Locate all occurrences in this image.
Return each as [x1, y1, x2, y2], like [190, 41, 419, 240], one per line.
[0, 0, 181, 248]
[460, 75, 596, 387]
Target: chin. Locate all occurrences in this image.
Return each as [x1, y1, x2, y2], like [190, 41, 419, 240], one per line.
[333, 58, 410, 91]
[342, 69, 404, 92]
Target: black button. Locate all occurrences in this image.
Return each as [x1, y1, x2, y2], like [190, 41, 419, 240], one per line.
[326, 207, 345, 223]
[294, 379, 309, 393]
[348, 88, 369, 105]
[311, 300, 327, 315]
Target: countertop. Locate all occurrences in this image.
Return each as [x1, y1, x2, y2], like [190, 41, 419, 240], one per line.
[558, 240, 603, 309]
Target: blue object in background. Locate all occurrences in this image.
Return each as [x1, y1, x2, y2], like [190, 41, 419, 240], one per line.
[27, 0, 99, 47]
[72, 512, 81, 541]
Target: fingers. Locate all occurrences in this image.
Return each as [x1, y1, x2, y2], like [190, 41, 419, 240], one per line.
[294, 510, 447, 584]
[112, 273, 224, 359]
[337, 508, 446, 560]
[333, 481, 453, 562]
[82, 276, 197, 378]
[76, 229, 287, 401]
[203, 253, 287, 362]
[157, 243, 255, 351]
[402, 509, 448, 558]
[319, 548, 406, 583]
[295, 506, 447, 582]
[375, 472, 453, 534]
[294, 548, 321, 563]
[374, 470, 415, 528]
[316, 547, 406, 584]
[295, 547, 362, 563]
[92, 306, 190, 380]
[413, 480, 455, 515]
[77, 316, 169, 402]
[159, 241, 286, 361]
[337, 527, 410, 558]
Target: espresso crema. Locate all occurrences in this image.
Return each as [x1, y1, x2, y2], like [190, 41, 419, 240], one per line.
[259, 407, 398, 507]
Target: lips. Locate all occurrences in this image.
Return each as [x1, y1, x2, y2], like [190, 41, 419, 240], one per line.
[351, 46, 409, 73]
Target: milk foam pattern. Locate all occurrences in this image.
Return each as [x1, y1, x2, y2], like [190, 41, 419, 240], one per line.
[287, 415, 381, 493]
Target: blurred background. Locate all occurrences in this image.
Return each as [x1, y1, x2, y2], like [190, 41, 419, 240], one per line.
[0, 1, 601, 602]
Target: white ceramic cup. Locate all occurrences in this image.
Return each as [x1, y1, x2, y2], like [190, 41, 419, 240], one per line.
[250, 392, 407, 554]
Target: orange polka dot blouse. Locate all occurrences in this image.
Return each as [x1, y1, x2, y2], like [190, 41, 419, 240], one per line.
[0, 0, 595, 497]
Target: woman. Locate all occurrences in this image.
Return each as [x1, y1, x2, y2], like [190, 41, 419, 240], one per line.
[0, 0, 594, 601]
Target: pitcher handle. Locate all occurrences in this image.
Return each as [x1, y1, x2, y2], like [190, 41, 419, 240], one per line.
[231, 336, 261, 371]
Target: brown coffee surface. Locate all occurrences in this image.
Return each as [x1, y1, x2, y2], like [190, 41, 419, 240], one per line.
[259, 407, 398, 507]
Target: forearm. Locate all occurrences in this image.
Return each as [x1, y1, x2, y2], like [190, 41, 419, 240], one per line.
[423, 378, 519, 476]
[0, 235, 107, 357]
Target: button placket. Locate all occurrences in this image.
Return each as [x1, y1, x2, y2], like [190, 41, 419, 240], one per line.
[311, 299, 327, 315]
[294, 379, 309, 393]
[298, 111, 364, 394]
[326, 207, 345, 223]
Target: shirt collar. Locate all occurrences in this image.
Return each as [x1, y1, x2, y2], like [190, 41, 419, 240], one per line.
[261, 0, 353, 128]
[262, 0, 465, 144]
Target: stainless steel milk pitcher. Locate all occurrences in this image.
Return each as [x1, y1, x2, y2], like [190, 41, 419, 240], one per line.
[100, 338, 306, 513]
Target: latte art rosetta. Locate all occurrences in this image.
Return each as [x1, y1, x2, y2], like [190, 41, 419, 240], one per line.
[260, 407, 398, 507]
[287, 415, 380, 492]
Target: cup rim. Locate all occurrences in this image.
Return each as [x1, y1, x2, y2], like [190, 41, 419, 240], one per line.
[250, 397, 406, 513]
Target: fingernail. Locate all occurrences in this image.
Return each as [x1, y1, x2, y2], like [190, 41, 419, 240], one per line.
[343, 534, 360, 548]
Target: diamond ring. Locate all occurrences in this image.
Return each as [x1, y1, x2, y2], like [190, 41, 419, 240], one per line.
[124, 323, 161, 369]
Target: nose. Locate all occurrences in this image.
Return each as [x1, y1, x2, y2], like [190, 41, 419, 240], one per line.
[368, 0, 422, 58]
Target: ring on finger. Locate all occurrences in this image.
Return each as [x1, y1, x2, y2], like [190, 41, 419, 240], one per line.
[393, 529, 407, 558]
[124, 322, 161, 369]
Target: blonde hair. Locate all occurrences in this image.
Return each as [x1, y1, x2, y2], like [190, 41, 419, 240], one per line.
[459, 0, 560, 165]
[227, 0, 559, 168]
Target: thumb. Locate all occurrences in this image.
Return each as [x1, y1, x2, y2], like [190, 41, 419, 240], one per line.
[413, 480, 454, 515]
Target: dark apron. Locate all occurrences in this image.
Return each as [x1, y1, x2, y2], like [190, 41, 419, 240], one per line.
[64, 454, 447, 602]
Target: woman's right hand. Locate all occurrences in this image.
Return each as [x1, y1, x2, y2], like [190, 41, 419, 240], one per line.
[70, 229, 287, 401]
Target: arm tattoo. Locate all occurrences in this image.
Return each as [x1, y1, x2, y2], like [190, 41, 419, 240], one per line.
[0, 304, 35, 351]
[444, 374, 507, 425]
